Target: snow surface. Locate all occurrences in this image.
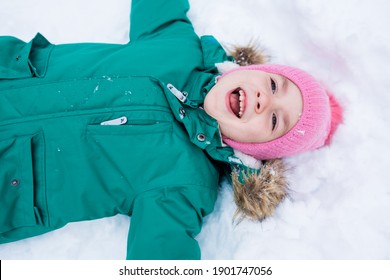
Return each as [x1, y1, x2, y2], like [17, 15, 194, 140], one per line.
[1, 0, 389, 259]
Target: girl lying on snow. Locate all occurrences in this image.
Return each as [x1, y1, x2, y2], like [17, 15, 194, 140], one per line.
[0, 0, 342, 259]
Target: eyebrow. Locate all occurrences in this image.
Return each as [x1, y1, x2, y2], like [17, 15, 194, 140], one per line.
[281, 112, 290, 135]
[280, 77, 290, 134]
[281, 76, 288, 93]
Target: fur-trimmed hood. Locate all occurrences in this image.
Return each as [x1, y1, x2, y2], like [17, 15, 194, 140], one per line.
[231, 156, 289, 221]
[222, 44, 289, 221]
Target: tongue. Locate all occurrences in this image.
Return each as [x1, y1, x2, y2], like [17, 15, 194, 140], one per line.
[230, 93, 240, 117]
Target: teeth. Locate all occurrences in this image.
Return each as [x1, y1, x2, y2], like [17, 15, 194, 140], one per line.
[238, 89, 245, 117]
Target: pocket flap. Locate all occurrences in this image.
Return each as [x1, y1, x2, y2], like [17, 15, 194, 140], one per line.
[0, 134, 41, 233]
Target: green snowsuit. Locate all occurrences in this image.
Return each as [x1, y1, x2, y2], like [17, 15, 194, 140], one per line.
[0, 0, 245, 259]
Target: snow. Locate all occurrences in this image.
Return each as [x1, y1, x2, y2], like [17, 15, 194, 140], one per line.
[1, 0, 389, 259]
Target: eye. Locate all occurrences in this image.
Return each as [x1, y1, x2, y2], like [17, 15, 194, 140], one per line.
[272, 113, 277, 130]
[270, 78, 277, 94]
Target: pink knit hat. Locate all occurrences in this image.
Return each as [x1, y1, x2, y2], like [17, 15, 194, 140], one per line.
[222, 64, 343, 160]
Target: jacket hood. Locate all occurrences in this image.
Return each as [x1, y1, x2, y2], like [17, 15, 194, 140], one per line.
[222, 44, 289, 221]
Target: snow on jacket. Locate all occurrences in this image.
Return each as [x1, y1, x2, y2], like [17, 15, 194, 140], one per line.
[0, 0, 248, 259]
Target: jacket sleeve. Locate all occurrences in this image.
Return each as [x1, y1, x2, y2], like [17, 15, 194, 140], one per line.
[126, 185, 217, 260]
[129, 0, 194, 42]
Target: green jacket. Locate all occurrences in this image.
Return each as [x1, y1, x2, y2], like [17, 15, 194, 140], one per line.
[0, 0, 245, 259]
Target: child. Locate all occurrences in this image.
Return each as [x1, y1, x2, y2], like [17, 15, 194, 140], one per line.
[0, 0, 342, 259]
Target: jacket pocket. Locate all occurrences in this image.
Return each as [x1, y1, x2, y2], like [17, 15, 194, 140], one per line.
[86, 120, 172, 136]
[0, 132, 47, 234]
[0, 33, 53, 80]
[85, 120, 173, 195]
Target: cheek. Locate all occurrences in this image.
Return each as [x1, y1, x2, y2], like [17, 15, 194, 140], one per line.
[219, 121, 241, 137]
[220, 122, 261, 142]
[241, 126, 262, 142]
[237, 120, 270, 143]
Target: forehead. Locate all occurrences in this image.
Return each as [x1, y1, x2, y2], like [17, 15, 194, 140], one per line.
[281, 76, 304, 133]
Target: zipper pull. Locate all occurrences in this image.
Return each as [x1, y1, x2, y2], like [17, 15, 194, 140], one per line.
[167, 83, 187, 102]
[100, 116, 128, 125]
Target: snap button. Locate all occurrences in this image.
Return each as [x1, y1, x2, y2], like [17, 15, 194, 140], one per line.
[15, 55, 21, 61]
[197, 133, 206, 142]
[11, 179, 20, 187]
[179, 107, 186, 117]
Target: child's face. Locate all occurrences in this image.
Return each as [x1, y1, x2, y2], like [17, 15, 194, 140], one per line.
[204, 70, 303, 143]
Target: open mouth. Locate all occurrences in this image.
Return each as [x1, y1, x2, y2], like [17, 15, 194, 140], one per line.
[229, 88, 246, 118]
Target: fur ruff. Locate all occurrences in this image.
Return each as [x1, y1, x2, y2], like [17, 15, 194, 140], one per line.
[232, 159, 289, 221]
[228, 43, 269, 65]
[227, 44, 289, 221]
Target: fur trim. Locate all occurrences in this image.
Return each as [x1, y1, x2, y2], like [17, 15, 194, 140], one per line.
[215, 61, 240, 75]
[232, 159, 289, 221]
[233, 150, 262, 170]
[229, 44, 269, 66]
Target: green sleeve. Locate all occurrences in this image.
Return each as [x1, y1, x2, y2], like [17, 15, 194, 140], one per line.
[126, 186, 217, 260]
[129, 0, 194, 41]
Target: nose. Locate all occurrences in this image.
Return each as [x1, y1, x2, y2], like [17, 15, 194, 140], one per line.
[255, 91, 270, 114]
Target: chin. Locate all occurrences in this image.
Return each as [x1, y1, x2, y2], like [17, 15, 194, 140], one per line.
[220, 130, 239, 142]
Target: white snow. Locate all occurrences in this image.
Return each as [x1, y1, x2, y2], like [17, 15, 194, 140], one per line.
[0, 0, 389, 259]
